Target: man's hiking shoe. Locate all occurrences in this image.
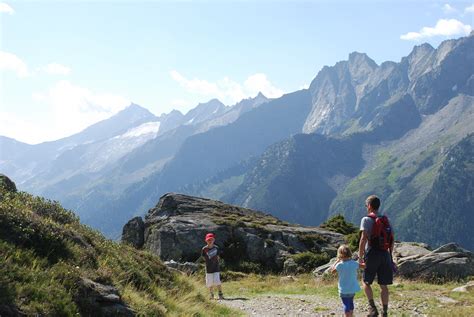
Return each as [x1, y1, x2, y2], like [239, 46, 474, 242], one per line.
[218, 292, 224, 300]
[367, 305, 379, 317]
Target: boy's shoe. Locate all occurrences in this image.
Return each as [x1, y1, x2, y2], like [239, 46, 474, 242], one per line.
[218, 292, 224, 300]
[209, 293, 215, 300]
[367, 305, 379, 317]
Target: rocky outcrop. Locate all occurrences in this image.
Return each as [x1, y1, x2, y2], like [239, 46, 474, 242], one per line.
[395, 242, 474, 280]
[313, 242, 474, 281]
[0, 174, 17, 193]
[75, 278, 134, 317]
[122, 193, 344, 271]
[313, 257, 338, 276]
[392, 242, 431, 260]
[122, 217, 144, 248]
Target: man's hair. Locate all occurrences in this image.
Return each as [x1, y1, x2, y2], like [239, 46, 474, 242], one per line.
[366, 195, 381, 211]
[337, 245, 352, 260]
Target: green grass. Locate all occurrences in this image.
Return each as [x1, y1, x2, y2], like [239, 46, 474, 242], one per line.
[0, 186, 237, 316]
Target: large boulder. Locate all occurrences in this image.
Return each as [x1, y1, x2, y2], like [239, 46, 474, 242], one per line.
[392, 242, 431, 261]
[313, 257, 338, 276]
[75, 278, 134, 316]
[396, 242, 474, 280]
[122, 216, 145, 248]
[122, 193, 344, 272]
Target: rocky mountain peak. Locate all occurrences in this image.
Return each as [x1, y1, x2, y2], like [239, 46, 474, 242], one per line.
[348, 51, 377, 68]
[120, 103, 157, 119]
[183, 98, 227, 125]
[410, 42, 435, 57]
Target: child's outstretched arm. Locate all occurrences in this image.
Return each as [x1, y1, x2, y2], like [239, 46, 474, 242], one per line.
[330, 259, 341, 273]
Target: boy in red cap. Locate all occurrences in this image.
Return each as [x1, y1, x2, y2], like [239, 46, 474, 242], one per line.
[201, 233, 224, 299]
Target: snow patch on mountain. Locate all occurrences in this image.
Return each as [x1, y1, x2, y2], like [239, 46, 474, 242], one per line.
[117, 121, 161, 139]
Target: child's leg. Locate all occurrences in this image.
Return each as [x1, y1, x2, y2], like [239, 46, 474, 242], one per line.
[206, 274, 214, 299]
[347, 295, 355, 317]
[341, 295, 354, 317]
[216, 273, 224, 299]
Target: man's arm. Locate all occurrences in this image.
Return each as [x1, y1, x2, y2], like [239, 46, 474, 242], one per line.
[358, 230, 368, 263]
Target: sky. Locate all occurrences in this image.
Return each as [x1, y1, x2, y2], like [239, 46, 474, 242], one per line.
[1, 0, 473, 144]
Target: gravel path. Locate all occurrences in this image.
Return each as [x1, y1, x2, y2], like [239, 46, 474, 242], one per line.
[220, 293, 433, 316]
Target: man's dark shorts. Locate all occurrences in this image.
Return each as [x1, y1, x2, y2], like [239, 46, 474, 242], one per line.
[363, 248, 393, 285]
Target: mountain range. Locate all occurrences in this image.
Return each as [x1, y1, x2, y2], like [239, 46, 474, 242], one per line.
[1, 33, 473, 249]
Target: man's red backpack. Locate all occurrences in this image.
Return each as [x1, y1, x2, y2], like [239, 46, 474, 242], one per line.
[368, 212, 394, 251]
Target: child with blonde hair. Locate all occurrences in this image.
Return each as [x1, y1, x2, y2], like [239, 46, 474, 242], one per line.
[331, 245, 364, 317]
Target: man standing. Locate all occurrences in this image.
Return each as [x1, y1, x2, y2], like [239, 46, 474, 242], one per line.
[358, 195, 394, 317]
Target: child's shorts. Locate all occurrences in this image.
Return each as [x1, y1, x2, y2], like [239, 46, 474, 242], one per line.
[205, 272, 221, 287]
[340, 293, 355, 313]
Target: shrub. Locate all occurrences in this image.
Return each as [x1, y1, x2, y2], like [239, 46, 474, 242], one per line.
[292, 252, 330, 272]
[298, 233, 328, 251]
[222, 260, 263, 274]
[346, 231, 361, 252]
[234, 261, 263, 274]
[321, 214, 357, 235]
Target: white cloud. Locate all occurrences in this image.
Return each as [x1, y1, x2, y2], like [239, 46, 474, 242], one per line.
[0, 112, 46, 144]
[465, 4, 474, 13]
[170, 70, 220, 96]
[27, 80, 130, 142]
[244, 73, 284, 98]
[299, 83, 309, 90]
[443, 4, 457, 14]
[0, 51, 29, 77]
[0, 2, 14, 15]
[169, 70, 284, 105]
[39, 63, 71, 75]
[400, 19, 472, 40]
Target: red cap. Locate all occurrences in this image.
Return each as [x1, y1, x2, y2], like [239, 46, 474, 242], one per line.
[205, 233, 215, 241]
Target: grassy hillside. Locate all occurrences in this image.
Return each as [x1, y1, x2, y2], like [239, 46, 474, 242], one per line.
[0, 175, 235, 316]
[404, 133, 474, 248]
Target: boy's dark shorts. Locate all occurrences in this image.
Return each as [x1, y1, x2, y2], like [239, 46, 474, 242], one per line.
[363, 249, 393, 285]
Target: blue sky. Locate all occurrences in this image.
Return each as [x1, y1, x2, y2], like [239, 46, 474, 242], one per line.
[1, 0, 473, 144]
